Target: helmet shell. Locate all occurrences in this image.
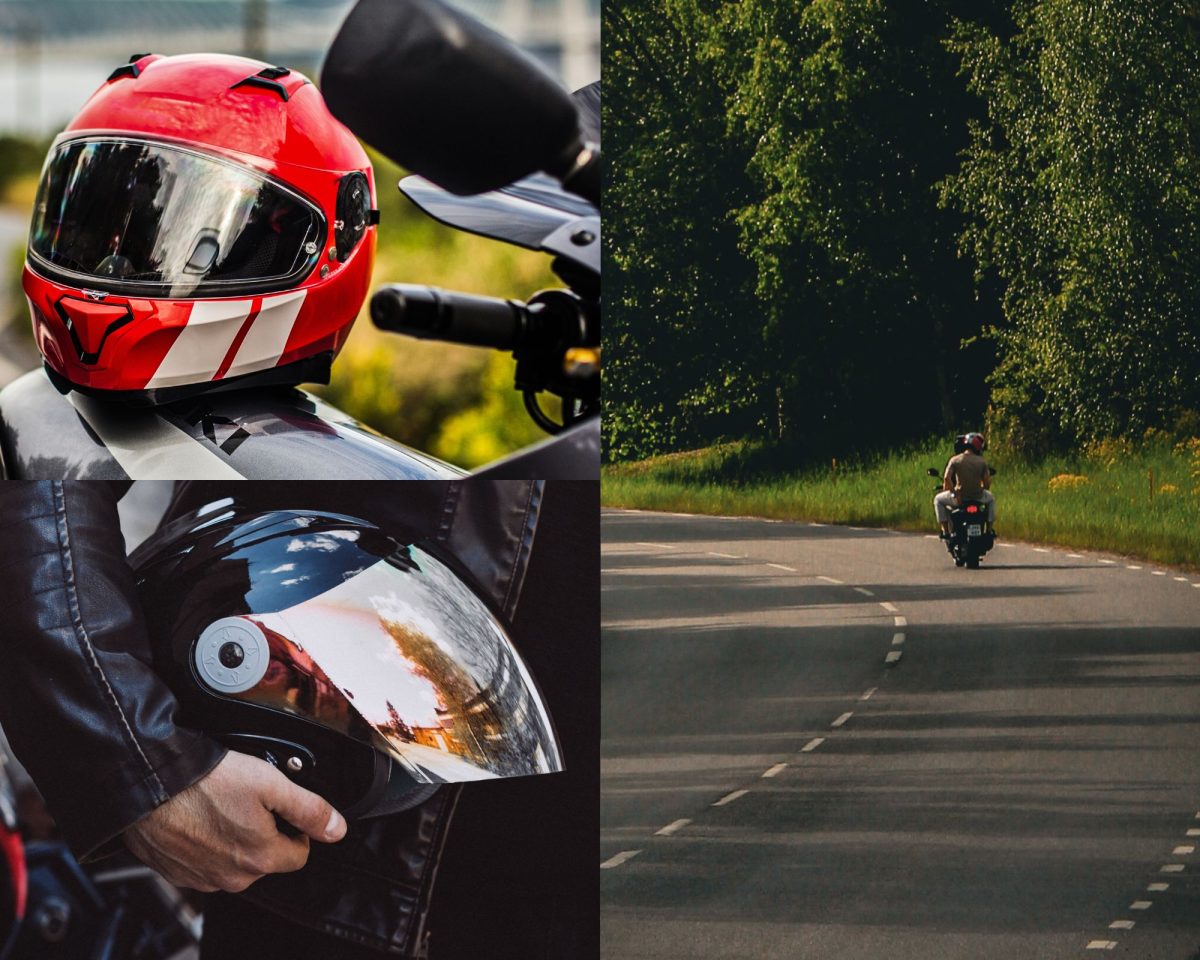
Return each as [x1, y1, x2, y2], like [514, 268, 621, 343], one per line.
[132, 504, 562, 817]
[24, 54, 376, 403]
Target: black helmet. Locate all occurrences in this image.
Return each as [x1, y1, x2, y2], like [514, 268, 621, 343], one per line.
[131, 503, 562, 818]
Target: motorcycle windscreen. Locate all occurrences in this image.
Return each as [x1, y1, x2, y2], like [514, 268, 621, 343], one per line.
[29, 137, 323, 299]
[230, 550, 562, 784]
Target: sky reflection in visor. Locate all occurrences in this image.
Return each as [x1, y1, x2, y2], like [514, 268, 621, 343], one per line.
[244, 552, 562, 784]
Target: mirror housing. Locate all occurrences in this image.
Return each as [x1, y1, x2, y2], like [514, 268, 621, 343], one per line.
[322, 0, 589, 197]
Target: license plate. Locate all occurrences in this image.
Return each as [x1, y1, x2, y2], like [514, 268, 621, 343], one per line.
[967, 524, 983, 537]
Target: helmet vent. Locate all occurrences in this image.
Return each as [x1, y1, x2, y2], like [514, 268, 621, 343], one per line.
[106, 62, 141, 82]
[230, 67, 295, 102]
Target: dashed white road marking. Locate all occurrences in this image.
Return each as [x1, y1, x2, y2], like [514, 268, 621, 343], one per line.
[1098, 559, 1117, 564]
[885, 650, 903, 665]
[801, 738, 825, 752]
[1152, 571, 1167, 577]
[1109, 920, 1135, 930]
[1127, 565, 1143, 570]
[859, 688, 877, 701]
[1187, 829, 1200, 837]
[894, 616, 907, 628]
[854, 587, 875, 597]
[762, 763, 787, 778]
[1085, 942, 1117, 951]
[655, 819, 691, 837]
[708, 551, 742, 559]
[1067, 553, 1083, 558]
[1130, 901, 1152, 910]
[714, 790, 748, 807]
[1033, 548, 1050, 553]
[1148, 882, 1170, 892]
[892, 633, 905, 646]
[880, 601, 900, 613]
[636, 542, 675, 550]
[1173, 845, 1194, 855]
[1175, 577, 1190, 582]
[831, 712, 853, 728]
[1193, 583, 1200, 588]
[601, 850, 642, 869]
[767, 563, 797, 572]
[1160, 864, 1185, 873]
[924, 534, 940, 540]
[997, 542, 1015, 548]
[817, 575, 844, 585]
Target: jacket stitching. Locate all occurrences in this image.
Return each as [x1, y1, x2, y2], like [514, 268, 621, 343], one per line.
[53, 481, 167, 803]
[501, 481, 539, 617]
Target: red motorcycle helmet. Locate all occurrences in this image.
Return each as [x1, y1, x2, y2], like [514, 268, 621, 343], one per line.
[966, 432, 987, 453]
[24, 53, 377, 404]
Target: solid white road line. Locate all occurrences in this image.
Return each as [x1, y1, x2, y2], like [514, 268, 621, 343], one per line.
[601, 850, 642, 869]
[818, 575, 844, 585]
[1130, 901, 1152, 910]
[880, 601, 899, 613]
[714, 790, 748, 807]
[854, 587, 875, 597]
[708, 551, 742, 559]
[892, 633, 905, 646]
[859, 688, 877, 701]
[655, 819, 692, 837]
[636, 542, 676, 549]
[831, 712, 853, 728]
[885, 650, 903, 664]
[767, 563, 797, 572]
[801, 738, 825, 752]
[762, 763, 788, 778]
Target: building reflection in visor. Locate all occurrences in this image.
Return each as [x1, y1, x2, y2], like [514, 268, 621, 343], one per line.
[234, 550, 562, 784]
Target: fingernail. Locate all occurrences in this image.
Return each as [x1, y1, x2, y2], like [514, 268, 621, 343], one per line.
[325, 809, 347, 840]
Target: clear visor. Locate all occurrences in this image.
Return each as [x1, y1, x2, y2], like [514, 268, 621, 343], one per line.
[225, 551, 561, 784]
[29, 138, 324, 299]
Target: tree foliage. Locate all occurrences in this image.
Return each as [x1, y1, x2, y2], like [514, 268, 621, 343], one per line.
[944, 0, 1200, 452]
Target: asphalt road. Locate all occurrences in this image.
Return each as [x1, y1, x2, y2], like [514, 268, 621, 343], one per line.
[601, 509, 1200, 959]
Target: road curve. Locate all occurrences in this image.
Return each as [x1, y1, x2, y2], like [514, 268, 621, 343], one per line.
[601, 509, 1200, 960]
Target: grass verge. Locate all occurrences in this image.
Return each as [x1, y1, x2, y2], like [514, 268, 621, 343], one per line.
[603, 437, 1200, 569]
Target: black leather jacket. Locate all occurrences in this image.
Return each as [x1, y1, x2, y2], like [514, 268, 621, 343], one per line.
[0, 480, 597, 958]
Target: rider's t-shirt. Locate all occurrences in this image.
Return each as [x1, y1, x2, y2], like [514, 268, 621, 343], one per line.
[944, 451, 990, 500]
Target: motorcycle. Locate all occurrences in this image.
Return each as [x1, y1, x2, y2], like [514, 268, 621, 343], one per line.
[928, 467, 996, 569]
[0, 0, 599, 482]
[0, 738, 199, 960]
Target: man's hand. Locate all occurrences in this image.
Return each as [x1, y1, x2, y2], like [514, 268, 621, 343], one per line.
[123, 750, 347, 893]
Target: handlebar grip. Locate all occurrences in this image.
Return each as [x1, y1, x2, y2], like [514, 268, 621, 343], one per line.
[370, 284, 524, 349]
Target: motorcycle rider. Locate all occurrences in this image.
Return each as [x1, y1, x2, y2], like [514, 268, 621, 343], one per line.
[0, 481, 597, 960]
[934, 432, 995, 537]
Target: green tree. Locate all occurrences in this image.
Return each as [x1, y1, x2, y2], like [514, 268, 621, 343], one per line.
[944, 0, 1200, 453]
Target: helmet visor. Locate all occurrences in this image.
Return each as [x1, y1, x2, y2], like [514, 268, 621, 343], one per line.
[224, 550, 562, 784]
[29, 137, 324, 299]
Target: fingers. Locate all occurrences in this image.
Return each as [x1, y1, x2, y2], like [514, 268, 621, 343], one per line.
[261, 765, 347, 844]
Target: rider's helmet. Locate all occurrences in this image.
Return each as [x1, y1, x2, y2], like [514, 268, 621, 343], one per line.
[965, 432, 987, 454]
[24, 53, 377, 404]
[131, 502, 563, 818]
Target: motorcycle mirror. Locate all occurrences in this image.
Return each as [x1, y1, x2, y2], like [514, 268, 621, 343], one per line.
[321, 0, 592, 200]
[926, 468, 940, 478]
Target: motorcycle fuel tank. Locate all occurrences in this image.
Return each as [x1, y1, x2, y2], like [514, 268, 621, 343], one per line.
[0, 368, 461, 480]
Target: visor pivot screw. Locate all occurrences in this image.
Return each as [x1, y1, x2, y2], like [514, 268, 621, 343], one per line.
[287, 756, 303, 773]
[327, 245, 337, 261]
[320, 265, 330, 279]
[570, 229, 596, 246]
[218, 641, 245, 669]
[304, 242, 318, 255]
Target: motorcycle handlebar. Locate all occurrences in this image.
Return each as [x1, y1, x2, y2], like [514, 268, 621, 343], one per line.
[370, 285, 526, 349]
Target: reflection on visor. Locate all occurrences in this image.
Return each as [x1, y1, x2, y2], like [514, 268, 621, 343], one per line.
[29, 138, 323, 298]
[234, 551, 561, 784]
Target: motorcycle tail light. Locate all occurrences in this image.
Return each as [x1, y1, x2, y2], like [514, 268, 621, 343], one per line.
[966, 505, 979, 514]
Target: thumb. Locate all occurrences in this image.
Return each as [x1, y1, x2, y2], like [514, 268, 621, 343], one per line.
[263, 768, 347, 843]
